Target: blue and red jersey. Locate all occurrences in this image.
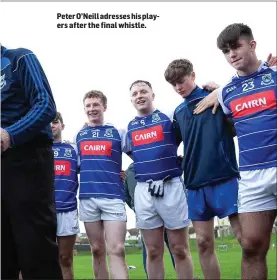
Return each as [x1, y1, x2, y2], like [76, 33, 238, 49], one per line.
[218, 62, 276, 171]
[76, 124, 126, 200]
[53, 142, 79, 212]
[126, 110, 182, 182]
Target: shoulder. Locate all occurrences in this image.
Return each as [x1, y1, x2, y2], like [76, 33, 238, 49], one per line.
[5, 47, 34, 61]
[156, 109, 173, 120]
[126, 117, 141, 131]
[103, 123, 120, 130]
[220, 76, 239, 98]
[62, 141, 77, 149]
[186, 88, 210, 106]
[75, 127, 91, 142]
[4, 47, 36, 71]
[269, 65, 276, 72]
[146, 109, 174, 123]
[174, 102, 186, 115]
[59, 142, 78, 155]
[103, 123, 120, 133]
[258, 61, 276, 73]
[4, 47, 33, 58]
[102, 123, 126, 139]
[127, 117, 137, 127]
[264, 64, 276, 73]
[76, 127, 88, 136]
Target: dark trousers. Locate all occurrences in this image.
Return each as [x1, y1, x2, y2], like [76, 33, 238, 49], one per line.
[1, 142, 62, 279]
[142, 230, 175, 277]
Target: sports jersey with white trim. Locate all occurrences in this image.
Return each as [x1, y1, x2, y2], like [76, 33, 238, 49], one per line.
[218, 62, 277, 171]
[76, 124, 126, 200]
[126, 109, 182, 182]
[53, 142, 79, 213]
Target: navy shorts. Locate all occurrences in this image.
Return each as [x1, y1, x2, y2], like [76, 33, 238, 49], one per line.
[187, 177, 238, 221]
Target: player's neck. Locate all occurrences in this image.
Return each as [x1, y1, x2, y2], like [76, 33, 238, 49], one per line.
[237, 58, 261, 77]
[89, 119, 104, 127]
[54, 136, 62, 143]
[137, 106, 155, 117]
[185, 84, 197, 98]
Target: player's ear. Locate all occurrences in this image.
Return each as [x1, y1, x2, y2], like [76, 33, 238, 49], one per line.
[152, 92, 155, 101]
[191, 72, 196, 81]
[249, 40, 256, 52]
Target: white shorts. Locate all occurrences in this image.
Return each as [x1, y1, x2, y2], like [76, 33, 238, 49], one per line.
[79, 197, 127, 222]
[238, 167, 277, 213]
[57, 209, 80, 237]
[134, 177, 191, 230]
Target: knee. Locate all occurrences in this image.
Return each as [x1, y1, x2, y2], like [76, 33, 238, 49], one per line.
[59, 252, 73, 267]
[235, 232, 242, 246]
[196, 235, 214, 255]
[241, 236, 269, 258]
[170, 244, 190, 260]
[146, 245, 163, 261]
[108, 243, 125, 258]
[91, 244, 106, 259]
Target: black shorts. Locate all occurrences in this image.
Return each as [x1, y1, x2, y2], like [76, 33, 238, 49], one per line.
[1, 139, 62, 279]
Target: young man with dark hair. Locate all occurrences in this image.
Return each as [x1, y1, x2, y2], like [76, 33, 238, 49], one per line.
[125, 80, 193, 280]
[164, 58, 240, 279]
[1, 45, 62, 279]
[51, 112, 80, 280]
[76, 90, 129, 279]
[194, 23, 277, 280]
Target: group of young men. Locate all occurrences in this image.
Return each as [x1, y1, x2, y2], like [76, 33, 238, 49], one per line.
[1, 22, 276, 280]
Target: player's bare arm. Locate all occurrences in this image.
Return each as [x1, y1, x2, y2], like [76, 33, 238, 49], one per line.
[193, 54, 277, 115]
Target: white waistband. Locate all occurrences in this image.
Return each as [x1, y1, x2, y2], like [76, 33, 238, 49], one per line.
[137, 176, 182, 186]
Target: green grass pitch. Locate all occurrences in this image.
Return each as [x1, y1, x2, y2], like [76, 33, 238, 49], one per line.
[73, 235, 277, 279]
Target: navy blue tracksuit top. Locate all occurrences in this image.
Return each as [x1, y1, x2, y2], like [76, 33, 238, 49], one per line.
[173, 86, 240, 190]
[1, 46, 56, 146]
